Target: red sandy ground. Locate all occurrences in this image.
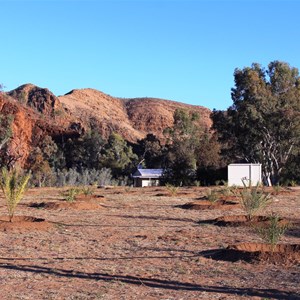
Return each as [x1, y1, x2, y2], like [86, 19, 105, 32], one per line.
[0, 186, 299, 300]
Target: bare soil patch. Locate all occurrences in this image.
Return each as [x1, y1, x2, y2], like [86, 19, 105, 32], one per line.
[29, 195, 106, 210]
[202, 214, 289, 227]
[0, 186, 299, 299]
[0, 215, 53, 232]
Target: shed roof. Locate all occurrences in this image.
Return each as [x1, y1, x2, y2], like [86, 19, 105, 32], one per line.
[132, 169, 163, 178]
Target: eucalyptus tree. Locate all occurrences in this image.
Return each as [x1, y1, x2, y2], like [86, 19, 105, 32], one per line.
[212, 61, 300, 185]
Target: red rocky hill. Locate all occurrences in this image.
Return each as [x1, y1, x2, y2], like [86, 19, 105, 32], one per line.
[3, 84, 212, 166]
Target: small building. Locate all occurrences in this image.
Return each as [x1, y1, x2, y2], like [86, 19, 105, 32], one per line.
[132, 168, 163, 187]
[228, 163, 262, 187]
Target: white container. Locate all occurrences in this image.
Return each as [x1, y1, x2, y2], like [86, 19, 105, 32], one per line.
[228, 163, 262, 187]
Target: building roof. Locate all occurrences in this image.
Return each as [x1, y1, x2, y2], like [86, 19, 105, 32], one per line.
[132, 169, 163, 179]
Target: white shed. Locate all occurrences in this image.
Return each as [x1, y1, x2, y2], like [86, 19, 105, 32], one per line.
[132, 169, 163, 187]
[228, 163, 262, 187]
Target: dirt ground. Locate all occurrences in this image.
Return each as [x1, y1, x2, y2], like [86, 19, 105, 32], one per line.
[0, 186, 299, 300]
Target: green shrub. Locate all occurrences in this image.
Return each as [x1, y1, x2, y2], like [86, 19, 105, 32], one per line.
[256, 213, 290, 251]
[165, 183, 179, 196]
[238, 179, 271, 221]
[0, 168, 30, 222]
[80, 185, 96, 196]
[63, 187, 81, 202]
[205, 188, 218, 203]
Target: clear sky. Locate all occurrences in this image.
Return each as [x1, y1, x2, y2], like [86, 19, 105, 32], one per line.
[1, 0, 299, 110]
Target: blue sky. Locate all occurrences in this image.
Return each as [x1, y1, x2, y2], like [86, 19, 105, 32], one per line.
[1, 0, 299, 110]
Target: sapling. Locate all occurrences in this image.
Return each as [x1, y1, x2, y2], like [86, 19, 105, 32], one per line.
[206, 188, 218, 203]
[0, 167, 30, 222]
[80, 185, 95, 196]
[272, 184, 281, 195]
[238, 179, 271, 221]
[165, 183, 179, 196]
[256, 213, 290, 251]
[62, 187, 81, 202]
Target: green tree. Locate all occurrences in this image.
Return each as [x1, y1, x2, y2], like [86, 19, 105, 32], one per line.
[29, 148, 52, 187]
[164, 109, 203, 185]
[102, 133, 138, 177]
[212, 61, 300, 185]
[81, 130, 105, 169]
[62, 130, 105, 170]
[136, 134, 166, 168]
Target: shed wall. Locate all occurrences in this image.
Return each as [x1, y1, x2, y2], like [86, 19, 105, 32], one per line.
[228, 164, 262, 186]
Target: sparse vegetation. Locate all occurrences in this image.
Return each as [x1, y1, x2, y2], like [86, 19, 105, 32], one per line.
[165, 183, 179, 196]
[205, 188, 218, 203]
[256, 213, 290, 251]
[272, 184, 282, 195]
[237, 180, 272, 221]
[80, 185, 96, 196]
[0, 168, 30, 222]
[62, 187, 81, 202]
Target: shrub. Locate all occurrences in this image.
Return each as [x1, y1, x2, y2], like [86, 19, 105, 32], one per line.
[238, 179, 271, 221]
[80, 184, 96, 196]
[256, 213, 290, 251]
[0, 168, 30, 222]
[272, 184, 282, 195]
[39, 167, 114, 187]
[165, 183, 179, 196]
[62, 187, 81, 202]
[205, 188, 218, 203]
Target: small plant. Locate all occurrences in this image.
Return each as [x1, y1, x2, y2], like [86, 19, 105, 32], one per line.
[205, 188, 218, 203]
[238, 179, 271, 221]
[218, 185, 233, 197]
[80, 185, 95, 196]
[193, 180, 201, 187]
[124, 185, 133, 193]
[288, 180, 297, 187]
[0, 168, 30, 222]
[63, 187, 81, 202]
[272, 184, 281, 195]
[215, 180, 221, 186]
[256, 213, 290, 251]
[165, 183, 179, 196]
[215, 179, 227, 186]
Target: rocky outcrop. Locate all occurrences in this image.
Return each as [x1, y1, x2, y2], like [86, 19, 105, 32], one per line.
[3, 84, 212, 167]
[58, 88, 212, 142]
[8, 84, 63, 117]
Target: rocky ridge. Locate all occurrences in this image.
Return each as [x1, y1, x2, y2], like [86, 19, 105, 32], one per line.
[2, 84, 212, 166]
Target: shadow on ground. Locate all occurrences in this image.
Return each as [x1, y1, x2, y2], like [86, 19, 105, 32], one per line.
[0, 262, 298, 299]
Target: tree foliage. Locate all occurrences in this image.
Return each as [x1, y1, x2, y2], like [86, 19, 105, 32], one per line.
[102, 133, 138, 177]
[212, 61, 300, 185]
[135, 133, 166, 168]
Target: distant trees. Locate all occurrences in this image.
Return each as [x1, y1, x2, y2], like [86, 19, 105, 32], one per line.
[27, 135, 58, 186]
[212, 61, 300, 185]
[135, 134, 166, 169]
[162, 109, 200, 185]
[0, 88, 14, 169]
[46, 131, 137, 184]
[162, 109, 221, 185]
[101, 133, 138, 177]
